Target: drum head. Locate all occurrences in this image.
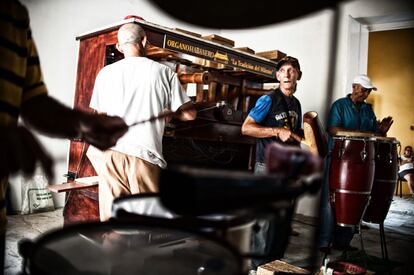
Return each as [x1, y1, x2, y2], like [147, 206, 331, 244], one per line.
[23, 221, 242, 275]
[374, 136, 399, 143]
[334, 131, 376, 139]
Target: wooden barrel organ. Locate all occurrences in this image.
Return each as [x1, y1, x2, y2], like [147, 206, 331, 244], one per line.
[63, 18, 288, 225]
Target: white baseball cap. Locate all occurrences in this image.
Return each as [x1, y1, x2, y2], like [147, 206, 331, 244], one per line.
[353, 74, 377, 91]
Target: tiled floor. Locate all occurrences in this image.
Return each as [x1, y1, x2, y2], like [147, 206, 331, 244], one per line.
[5, 196, 414, 274]
[285, 196, 414, 274]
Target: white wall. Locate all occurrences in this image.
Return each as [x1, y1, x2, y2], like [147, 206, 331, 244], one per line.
[13, 0, 413, 216]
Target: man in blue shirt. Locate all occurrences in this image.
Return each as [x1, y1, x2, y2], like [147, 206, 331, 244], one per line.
[242, 56, 303, 173]
[242, 56, 304, 269]
[319, 74, 393, 252]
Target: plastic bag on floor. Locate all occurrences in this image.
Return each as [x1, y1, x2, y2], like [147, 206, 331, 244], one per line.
[21, 169, 55, 214]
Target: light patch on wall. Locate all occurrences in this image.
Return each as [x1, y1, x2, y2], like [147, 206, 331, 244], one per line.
[186, 83, 197, 97]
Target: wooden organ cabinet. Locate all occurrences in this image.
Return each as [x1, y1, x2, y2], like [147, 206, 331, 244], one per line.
[62, 17, 287, 225]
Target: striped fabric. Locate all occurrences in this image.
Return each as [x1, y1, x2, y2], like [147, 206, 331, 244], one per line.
[0, 0, 48, 126]
[0, 0, 48, 233]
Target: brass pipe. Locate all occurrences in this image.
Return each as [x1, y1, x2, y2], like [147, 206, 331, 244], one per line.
[179, 72, 209, 84]
[243, 87, 272, 97]
[229, 86, 240, 110]
[220, 84, 229, 99]
[241, 96, 250, 113]
[208, 71, 240, 86]
[196, 84, 204, 103]
[207, 82, 217, 102]
[240, 79, 249, 112]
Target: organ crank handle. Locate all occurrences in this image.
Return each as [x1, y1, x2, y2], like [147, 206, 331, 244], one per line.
[128, 101, 226, 128]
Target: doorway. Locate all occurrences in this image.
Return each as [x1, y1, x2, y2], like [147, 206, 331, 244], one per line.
[367, 28, 414, 148]
[367, 28, 414, 194]
[346, 15, 414, 195]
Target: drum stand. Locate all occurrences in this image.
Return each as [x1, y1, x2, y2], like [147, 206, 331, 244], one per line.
[358, 224, 365, 252]
[379, 222, 388, 260]
[359, 221, 388, 260]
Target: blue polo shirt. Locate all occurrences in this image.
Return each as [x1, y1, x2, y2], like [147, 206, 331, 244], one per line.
[248, 89, 301, 163]
[328, 94, 377, 132]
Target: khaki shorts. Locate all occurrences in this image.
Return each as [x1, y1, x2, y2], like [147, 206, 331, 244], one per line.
[87, 146, 160, 221]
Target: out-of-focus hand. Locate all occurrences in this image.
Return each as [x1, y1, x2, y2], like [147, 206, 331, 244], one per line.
[163, 109, 174, 124]
[78, 113, 128, 150]
[174, 101, 197, 121]
[0, 126, 54, 179]
[278, 128, 292, 142]
[377, 116, 393, 134]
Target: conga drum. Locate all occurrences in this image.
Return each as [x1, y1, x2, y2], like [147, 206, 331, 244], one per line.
[329, 132, 376, 227]
[19, 221, 243, 275]
[363, 137, 399, 224]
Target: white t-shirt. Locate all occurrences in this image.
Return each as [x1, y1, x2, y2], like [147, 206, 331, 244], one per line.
[399, 155, 414, 172]
[90, 57, 190, 168]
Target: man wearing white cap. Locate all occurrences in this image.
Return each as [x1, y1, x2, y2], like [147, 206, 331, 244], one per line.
[319, 74, 393, 252]
[327, 74, 392, 135]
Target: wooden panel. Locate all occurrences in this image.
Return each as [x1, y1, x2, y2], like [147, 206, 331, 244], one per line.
[49, 181, 98, 193]
[257, 260, 310, 275]
[74, 38, 104, 111]
[49, 176, 99, 193]
[68, 142, 95, 179]
[256, 50, 287, 61]
[63, 188, 100, 225]
[68, 30, 118, 179]
[235, 47, 255, 54]
[65, 31, 117, 225]
[173, 28, 202, 37]
[202, 34, 235, 47]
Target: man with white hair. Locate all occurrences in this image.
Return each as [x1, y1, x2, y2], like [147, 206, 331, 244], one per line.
[88, 22, 196, 221]
[319, 74, 393, 252]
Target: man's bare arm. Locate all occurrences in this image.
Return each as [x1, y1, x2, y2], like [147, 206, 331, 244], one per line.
[21, 95, 128, 150]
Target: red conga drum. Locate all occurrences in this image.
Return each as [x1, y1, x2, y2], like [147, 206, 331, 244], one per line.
[363, 137, 399, 224]
[329, 132, 376, 227]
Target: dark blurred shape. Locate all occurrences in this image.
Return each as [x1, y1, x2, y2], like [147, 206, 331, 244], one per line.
[19, 221, 242, 275]
[148, 0, 342, 29]
[265, 142, 322, 178]
[159, 144, 322, 216]
[159, 167, 292, 215]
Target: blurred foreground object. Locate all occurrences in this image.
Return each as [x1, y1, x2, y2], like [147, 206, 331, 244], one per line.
[148, 0, 343, 29]
[265, 142, 322, 178]
[160, 144, 322, 215]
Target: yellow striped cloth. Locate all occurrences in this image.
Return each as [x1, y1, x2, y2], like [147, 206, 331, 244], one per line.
[0, 0, 48, 233]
